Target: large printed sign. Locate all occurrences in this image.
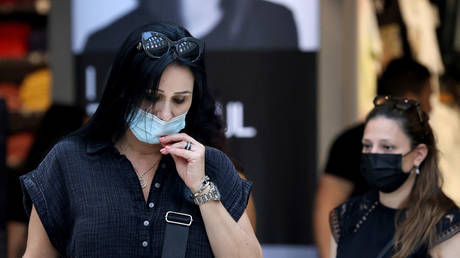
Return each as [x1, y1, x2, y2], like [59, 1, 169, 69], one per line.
[73, 0, 318, 245]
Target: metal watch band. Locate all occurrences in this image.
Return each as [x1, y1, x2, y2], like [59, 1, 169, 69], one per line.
[192, 181, 221, 205]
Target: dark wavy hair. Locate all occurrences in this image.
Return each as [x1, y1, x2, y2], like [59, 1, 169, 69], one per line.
[78, 22, 225, 148]
[365, 99, 457, 257]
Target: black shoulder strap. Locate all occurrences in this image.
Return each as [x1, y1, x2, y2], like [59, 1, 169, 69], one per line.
[161, 183, 194, 258]
[376, 237, 394, 258]
[161, 211, 193, 258]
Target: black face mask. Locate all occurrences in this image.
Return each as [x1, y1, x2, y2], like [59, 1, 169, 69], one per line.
[360, 153, 410, 193]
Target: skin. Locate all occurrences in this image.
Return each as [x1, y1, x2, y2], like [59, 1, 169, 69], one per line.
[7, 221, 27, 258]
[314, 85, 433, 258]
[23, 64, 262, 258]
[329, 116, 460, 257]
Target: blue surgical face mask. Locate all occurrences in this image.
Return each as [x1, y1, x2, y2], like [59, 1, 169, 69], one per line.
[127, 108, 187, 144]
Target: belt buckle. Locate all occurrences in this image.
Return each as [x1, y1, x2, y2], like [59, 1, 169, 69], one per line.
[165, 211, 193, 227]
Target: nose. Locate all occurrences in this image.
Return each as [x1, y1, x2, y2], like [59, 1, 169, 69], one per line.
[369, 147, 378, 154]
[154, 102, 174, 121]
[365, 146, 379, 154]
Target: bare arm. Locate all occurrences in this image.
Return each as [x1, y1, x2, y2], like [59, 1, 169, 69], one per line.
[200, 202, 262, 258]
[313, 174, 353, 258]
[7, 221, 27, 258]
[22, 205, 58, 258]
[160, 134, 262, 258]
[238, 172, 257, 230]
[329, 236, 337, 258]
[429, 233, 460, 258]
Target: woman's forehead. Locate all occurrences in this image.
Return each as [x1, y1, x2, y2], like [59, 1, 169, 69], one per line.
[157, 64, 194, 93]
[364, 116, 408, 142]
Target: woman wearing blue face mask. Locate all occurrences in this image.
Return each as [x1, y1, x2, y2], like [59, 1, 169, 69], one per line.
[19, 23, 262, 257]
[329, 96, 460, 258]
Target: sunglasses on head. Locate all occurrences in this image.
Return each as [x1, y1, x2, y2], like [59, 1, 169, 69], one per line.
[137, 31, 204, 63]
[373, 95, 424, 123]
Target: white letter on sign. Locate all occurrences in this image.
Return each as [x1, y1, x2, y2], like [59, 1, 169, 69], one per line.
[225, 101, 257, 138]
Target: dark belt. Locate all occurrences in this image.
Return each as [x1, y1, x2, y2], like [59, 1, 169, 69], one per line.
[161, 211, 193, 258]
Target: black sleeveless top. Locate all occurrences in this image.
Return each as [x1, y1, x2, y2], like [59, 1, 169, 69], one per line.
[330, 191, 460, 258]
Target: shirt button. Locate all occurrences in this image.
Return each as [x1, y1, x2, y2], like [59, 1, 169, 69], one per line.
[154, 182, 161, 189]
[161, 163, 166, 169]
[148, 202, 155, 208]
[144, 220, 150, 226]
[142, 241, 148, 247]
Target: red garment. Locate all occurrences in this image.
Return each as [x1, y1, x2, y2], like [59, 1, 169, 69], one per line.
[0, 22, 31, 58]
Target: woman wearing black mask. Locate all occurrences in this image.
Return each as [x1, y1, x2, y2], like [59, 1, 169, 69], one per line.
[329, 96, 460, 258]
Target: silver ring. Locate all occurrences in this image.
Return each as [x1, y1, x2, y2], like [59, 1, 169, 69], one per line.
[185, 141, 192, 151]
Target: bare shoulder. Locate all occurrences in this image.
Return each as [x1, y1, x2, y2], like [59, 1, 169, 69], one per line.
[429, 233, 460, 258]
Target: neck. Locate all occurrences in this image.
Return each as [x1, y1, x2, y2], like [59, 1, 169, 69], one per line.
[116, 129, 162, 161]
[379, 172, 417, 209]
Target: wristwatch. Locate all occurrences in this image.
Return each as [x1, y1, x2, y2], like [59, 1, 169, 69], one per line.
[192, 181, 221, 205]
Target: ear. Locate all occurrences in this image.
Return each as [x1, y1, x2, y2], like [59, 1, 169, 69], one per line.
[413, 143, 428, 167]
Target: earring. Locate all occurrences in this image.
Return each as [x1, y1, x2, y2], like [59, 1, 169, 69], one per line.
[415, 166, 420, 175]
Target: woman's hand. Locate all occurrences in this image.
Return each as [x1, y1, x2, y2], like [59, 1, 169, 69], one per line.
[159, 133, 205, 192]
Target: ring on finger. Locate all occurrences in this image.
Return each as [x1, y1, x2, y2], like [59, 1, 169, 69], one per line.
[184, 141, 192, 151]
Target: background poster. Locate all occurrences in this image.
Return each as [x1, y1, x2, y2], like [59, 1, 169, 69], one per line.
[72, 0, 319, 245]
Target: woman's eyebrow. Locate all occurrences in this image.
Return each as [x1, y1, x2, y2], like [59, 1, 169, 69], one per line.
[173, 91, 192, 95]
[156, 89, 192, 95]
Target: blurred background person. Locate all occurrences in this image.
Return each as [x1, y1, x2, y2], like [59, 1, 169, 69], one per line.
[330, 95, 460, 257]
[314, 57, 433, 258]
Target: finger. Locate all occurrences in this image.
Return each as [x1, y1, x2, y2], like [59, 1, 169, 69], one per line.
[161, 145, 193, 160]
[159, 133, 199, 146]
[163, 141, 193, 151]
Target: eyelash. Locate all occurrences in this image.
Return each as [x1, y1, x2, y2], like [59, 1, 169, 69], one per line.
[382, 144, 393, 151]
[149, 96, 186, 104]
[362, 143, 394, 151]
[173, 98, 185, 104]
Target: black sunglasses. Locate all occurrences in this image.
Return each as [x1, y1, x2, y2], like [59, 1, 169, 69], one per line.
[137, 31, 204, 63]
[373, 95, 424, 123]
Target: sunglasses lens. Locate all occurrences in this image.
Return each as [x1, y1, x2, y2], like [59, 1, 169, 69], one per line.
[395, 102, 410, 111]
[374, 96, 389, 106]
[142, 32, 169, 58]
[176, 40, 200, 61]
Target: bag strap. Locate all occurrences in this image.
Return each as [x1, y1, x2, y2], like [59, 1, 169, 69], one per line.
[161, 211, 193, 258]
[161, 182, 193, 258]
[376, 237, 394, 258]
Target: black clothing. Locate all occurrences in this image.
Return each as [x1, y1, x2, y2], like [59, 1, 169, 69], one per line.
[330, 191, 460, 258]
[20, 135, 251, 257]
[83, 0, 298, 52]
[325, 123, 370, 196]
[375, 0, 413, 58]
[7, 169, 28, 223]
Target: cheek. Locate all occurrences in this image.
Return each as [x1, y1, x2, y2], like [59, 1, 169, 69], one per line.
[175, 100, 193, 115]
[401, 156, 415, 173]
